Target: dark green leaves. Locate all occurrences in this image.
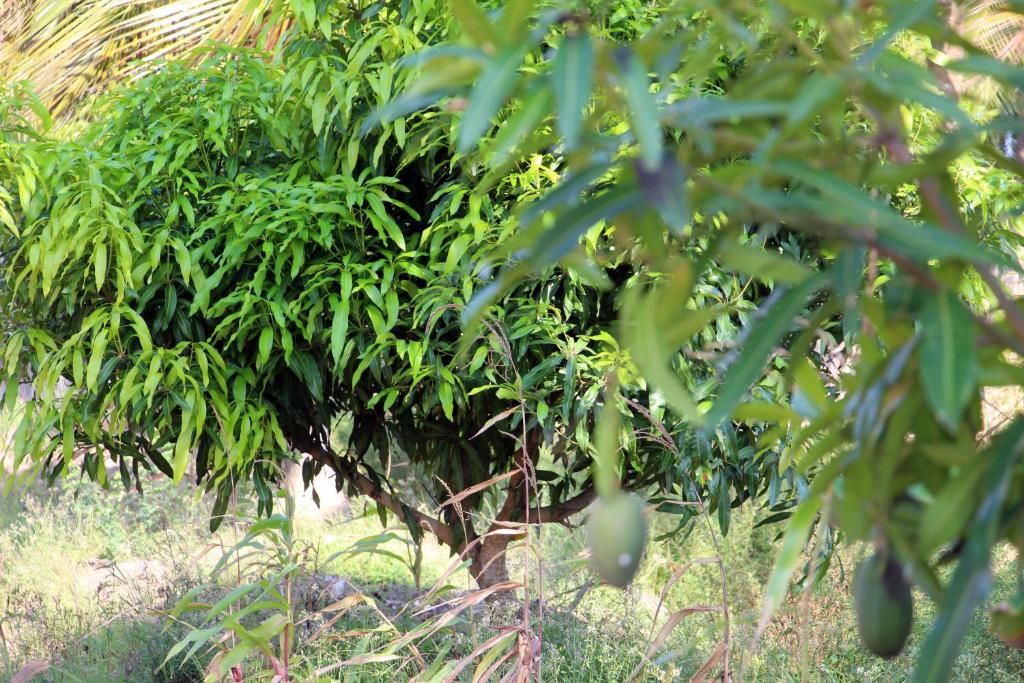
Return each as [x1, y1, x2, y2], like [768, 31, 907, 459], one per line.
[919, 292, 976, 432]
[705, 274, 827, 427]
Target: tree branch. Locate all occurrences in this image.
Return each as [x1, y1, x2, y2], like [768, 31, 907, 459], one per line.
[348, 469, 456, 547]
[514, 486, 598, 525]
[293, 431, 457, 549]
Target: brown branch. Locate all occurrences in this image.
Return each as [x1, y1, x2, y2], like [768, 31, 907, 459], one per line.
[348, 470, 456, 547]
[490, 429, 541, 527]
[296, 434, 457, 548]
[521, 486, 598, 524]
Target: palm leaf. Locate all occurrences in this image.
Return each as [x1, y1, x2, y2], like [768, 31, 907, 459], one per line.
[0, 0, 286, 120]
[959, 1, 1024, 106]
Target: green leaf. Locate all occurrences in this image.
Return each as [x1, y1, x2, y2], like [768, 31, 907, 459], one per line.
[761, 162, 1008, 268]
[438, 382, 454, 420]
[290, 350, 323, 402]
[618, 50, 662, 172]
[947, 55, 1024, 92]
[448, 0, 501, 50]
[458, 46, 526, 152]
[757, 495, 821, 637]
[172, 415, 194, 483]
[718, 241, 812, 285]
[717, 475, 731, 536]
[360, 88, 462, 136]
[917, 458, 986, 558]
[705, 274, 826, 427]
[94, 243, 107, 291]
[312, 91, 329, 135]
[473, 631, 518, 681]
[445, 233, 473, 271]
[919, 291, 976, 432]
[523, 184, 644, 270]
[487, 82, 551, 166]
[620, 265, 710, 423]
[258, 327, 273, 368]
[635, 154, 688, 232]
[552, 33, 593, 151]
[912, 419, 1024, 683]
[593, 386, 622, 498]
[331, 299, 350, 363]
[86, 329, 109, 390]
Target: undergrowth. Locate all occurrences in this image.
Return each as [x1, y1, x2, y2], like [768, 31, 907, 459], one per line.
[1, 478, 1023, 681]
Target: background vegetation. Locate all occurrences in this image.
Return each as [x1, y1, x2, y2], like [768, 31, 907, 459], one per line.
[4, 0, 1024, 681]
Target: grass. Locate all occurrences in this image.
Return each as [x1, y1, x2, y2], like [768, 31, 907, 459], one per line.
[1, 478, 1023, 681]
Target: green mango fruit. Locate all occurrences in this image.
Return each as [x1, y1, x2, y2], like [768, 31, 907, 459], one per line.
[854, 552, 914, 659]
[587, 492, 648, 588]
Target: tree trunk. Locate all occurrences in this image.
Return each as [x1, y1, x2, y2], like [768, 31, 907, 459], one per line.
[469, 534, 512, 590]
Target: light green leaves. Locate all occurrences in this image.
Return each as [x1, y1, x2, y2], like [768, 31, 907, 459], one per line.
[620, 261, 709, 423]
[330, 298, 350, 363]
[438, 382, 454, 420]
[258, 327, 274, 368]
[85, 329, 109, 390]
[94, 243, 107, 290]
[919, 292, 976, 432]
[311, 90, 329, 135]
[593, 382, 623, 498]
[718, 240, 812, 285]
[552, 33, 593, 151]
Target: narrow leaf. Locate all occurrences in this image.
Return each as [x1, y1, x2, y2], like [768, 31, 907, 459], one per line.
[552, 33, 593, 150]
[919, 291, 976, 432]
[756, 495, 821, 638]
[618, 49, 663, 171]
[458, 46, 526, 152]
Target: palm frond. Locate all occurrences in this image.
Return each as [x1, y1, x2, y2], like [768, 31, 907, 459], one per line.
[0, 0, 285, 120]
[963, 1, 1024, 63]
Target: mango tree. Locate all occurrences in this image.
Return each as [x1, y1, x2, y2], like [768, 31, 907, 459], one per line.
[394, 0, 1024, 676]
[0, 2, 793, 589]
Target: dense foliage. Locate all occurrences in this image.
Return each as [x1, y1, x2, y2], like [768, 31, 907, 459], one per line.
[7, 0, 1024, 678]
[0, 1, 792, 591]
[391, 0, 1024, 679]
